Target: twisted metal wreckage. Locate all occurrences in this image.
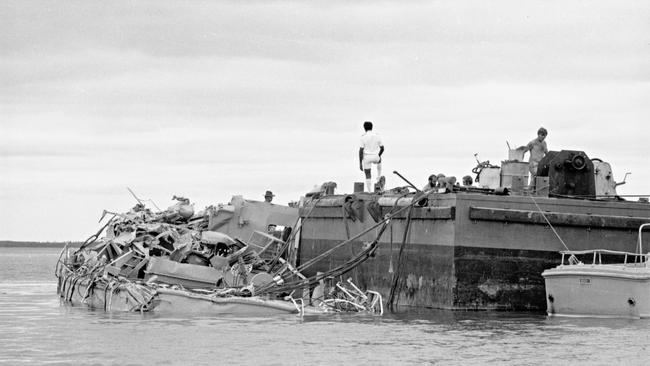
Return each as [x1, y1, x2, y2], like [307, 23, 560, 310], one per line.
[56, 195, 386, 316]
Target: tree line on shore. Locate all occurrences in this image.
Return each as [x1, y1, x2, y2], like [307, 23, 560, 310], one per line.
[0, 241, 82, 248]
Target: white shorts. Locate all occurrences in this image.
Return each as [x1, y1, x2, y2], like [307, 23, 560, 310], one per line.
[362, 154, 381, 170]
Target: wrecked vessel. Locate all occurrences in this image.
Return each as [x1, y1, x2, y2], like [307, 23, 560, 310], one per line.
[56, 195, 384, 316]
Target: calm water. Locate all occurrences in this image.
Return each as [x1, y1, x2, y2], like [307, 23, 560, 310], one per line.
[0, 248, 648, 366]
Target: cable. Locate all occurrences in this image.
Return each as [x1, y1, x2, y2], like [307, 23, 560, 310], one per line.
[528, 193, 571, 252]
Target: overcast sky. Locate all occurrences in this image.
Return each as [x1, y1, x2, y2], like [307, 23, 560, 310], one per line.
[1, 1, 649, 241]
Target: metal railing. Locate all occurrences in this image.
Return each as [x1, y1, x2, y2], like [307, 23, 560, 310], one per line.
[557, 223, 650, 267]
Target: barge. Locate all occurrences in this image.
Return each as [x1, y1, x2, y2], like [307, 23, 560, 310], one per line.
[291, 150, 650, 311]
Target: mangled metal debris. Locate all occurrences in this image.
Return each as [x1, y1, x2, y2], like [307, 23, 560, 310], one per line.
[56, 195, 383, 316]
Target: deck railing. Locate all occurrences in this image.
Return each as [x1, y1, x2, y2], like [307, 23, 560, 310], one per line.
[558, 249, 649, 267]
[558, 223, 650, 267]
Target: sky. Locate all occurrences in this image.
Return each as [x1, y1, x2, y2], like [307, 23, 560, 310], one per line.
[1, 1, 649, 241]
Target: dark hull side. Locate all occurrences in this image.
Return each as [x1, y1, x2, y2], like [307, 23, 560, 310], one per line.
[297, 192, 650, 311]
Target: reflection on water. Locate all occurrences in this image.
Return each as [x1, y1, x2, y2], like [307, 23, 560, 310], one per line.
[1, 248, 648, 365]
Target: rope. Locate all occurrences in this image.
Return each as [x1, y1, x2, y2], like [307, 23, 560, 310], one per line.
[295, 202, 414, 273]
[527, 194, 571, 252]
[78, 217, 114, 251]
[342, 203, 359, 280]
[386, 200, 414, 310]
[54, 244, 69, 277]
[388, 224, 394, 274]
[527, 193, 582, 264]
[255, 221, 389, 295]
[257, 189, 430, 296]
[256, 194, 425, 296]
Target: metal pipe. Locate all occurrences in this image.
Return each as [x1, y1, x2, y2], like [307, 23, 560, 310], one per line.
[638, 223, 650, 255]
[392, 171, 421, 192]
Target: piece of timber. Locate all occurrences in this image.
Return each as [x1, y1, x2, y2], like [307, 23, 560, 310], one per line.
[469, 206, 649, 230]
[303, 206, 454, 220]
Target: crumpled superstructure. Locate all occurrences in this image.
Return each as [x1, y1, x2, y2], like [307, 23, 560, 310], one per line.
[56, 195, 384, 315]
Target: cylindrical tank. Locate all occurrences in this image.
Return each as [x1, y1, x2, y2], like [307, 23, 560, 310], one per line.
[477, 167, 501, 189]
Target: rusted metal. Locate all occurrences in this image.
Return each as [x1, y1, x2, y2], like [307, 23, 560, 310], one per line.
[56, 195, 384, 316]
[537, 150, 596, 198]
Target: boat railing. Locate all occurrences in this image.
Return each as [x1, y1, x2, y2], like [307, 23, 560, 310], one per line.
[637, 223, 650, 255]
[558, 223, 650, 267]
[558, 249, 649, 267]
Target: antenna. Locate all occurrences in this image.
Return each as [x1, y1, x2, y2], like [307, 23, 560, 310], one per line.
[127, 187, 143, 205]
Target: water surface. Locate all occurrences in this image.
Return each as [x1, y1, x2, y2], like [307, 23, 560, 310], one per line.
[0, 247, 647, 365]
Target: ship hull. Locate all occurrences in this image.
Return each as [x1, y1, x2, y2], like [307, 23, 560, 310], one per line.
[298, 192, 650, 311]
[56, 272, 316, 316]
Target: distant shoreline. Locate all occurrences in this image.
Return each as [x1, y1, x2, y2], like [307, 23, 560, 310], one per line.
[0, 241, 82, 248]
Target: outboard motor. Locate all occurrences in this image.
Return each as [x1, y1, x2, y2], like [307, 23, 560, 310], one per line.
[537, 150, 595, 198]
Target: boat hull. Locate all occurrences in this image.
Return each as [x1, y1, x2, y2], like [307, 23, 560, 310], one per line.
[542, 265, 650, 318]
[154, 288, 320, 316]
[57, 273, 156, 312]
[57, 273, 318, 316]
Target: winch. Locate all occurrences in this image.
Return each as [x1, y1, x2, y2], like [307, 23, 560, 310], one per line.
[537, 150, 596, 197]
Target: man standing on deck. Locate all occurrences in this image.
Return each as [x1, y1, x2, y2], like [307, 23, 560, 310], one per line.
[517, 127, 548, 190]
[359, 121, 384, 192]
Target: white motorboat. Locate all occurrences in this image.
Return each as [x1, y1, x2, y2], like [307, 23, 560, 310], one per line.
[542, 223, 650, 319]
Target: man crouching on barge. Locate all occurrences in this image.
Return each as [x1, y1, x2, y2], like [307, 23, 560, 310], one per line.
[359, 121, 385, 192]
